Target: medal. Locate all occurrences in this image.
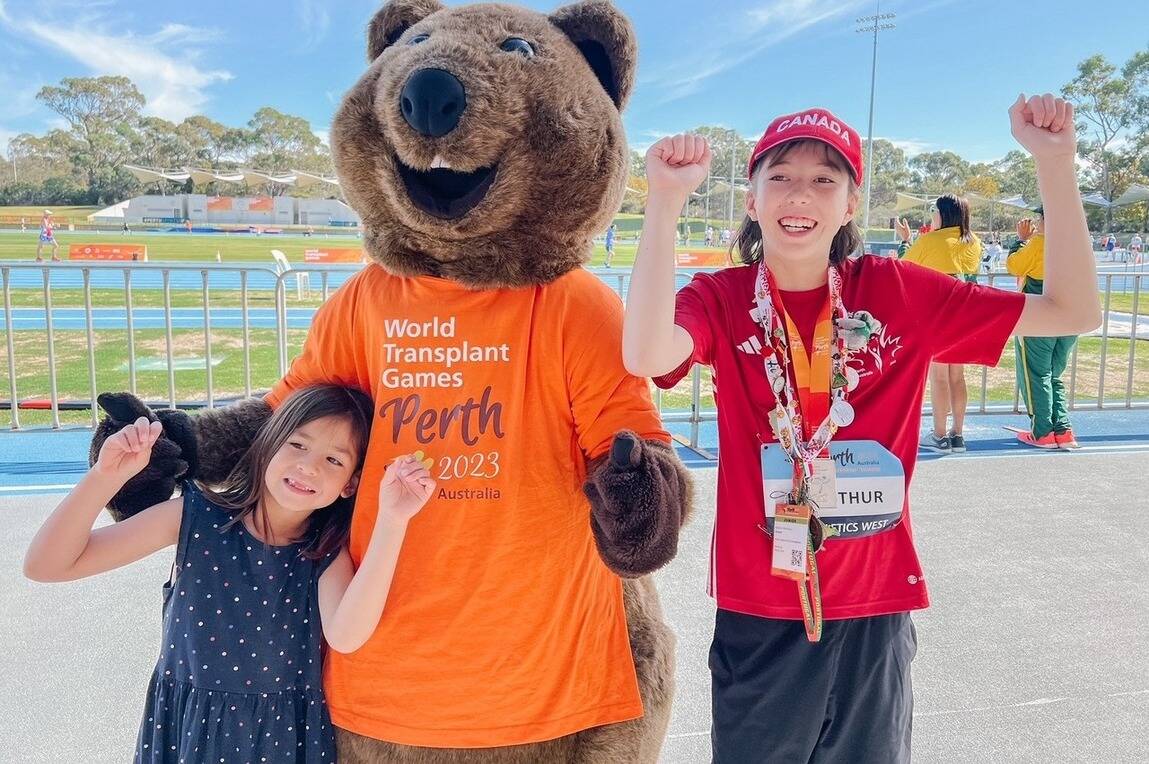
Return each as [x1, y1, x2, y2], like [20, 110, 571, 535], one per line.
[845, 366, 860, 391]
[754, 261, 880, 644]
[830, 399, 855, 427]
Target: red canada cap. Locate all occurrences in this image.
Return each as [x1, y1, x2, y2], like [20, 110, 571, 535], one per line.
[747, 107, 863, 183]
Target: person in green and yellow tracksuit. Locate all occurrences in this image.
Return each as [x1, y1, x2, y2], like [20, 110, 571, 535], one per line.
[1007, 207, 1081, 449]
[896, 194, 981, 454]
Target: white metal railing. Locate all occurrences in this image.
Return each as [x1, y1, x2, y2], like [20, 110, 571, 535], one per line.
[1, 261, 1145, 446]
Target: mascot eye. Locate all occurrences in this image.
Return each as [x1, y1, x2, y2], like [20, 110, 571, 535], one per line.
[408, 33, 430, 45]
[499, 37, 535, 58]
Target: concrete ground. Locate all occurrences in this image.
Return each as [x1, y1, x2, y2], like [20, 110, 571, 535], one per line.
[0, 431, 1146, 762]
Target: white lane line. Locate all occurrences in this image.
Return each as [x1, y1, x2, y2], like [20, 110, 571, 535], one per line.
[927, 444, 1149, 460]
[0, 483, 77, 492]
[667, 689, 1148, 740]
[916, 690, 1149, 717]
[917, 697, 1071, 716]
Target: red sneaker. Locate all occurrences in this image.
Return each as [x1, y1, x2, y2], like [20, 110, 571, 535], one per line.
[1055, 429, 1081, 450]
[1017, 431, 1058, 449]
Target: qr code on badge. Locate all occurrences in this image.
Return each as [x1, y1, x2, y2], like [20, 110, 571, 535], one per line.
[790, 548, 804, 568]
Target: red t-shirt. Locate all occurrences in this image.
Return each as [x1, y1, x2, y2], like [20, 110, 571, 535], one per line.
[655, 256, 1025, 620]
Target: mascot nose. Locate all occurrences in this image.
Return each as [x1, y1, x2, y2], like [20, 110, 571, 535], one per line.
[400, 68, 466, 138]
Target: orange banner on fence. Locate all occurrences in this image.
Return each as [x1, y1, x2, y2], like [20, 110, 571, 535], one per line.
[249, 196, 274, 212]
[675, 249, 729, 268]
[304, 247, 365, 263]
[207, 196, 233, 211]
[69, 243, 148, 261]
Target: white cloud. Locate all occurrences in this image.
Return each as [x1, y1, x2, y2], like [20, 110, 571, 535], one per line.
[297, 0, 331, 52]
[878, 137, 934, 157]
[0, 126, 19, 154]
[0, 7, 232, 123]
[0, 70, 42, 120]
[641, 0, 869, 104]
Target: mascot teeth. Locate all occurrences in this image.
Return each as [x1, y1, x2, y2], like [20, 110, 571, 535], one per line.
[396, 156, 498, 220]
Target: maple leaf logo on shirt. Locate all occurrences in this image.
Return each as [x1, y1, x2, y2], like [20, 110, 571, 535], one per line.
[850, 323, 903, 377]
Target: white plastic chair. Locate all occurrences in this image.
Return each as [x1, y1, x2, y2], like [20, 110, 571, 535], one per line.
[270, 249, 311, 300]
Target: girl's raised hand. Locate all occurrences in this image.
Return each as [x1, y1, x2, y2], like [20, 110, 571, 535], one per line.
[895, 218, 912, 243]
[645, 134, 711, 201]
[1016, 217, 1036, 241]
[1009, 93, 1076, 161]
[94, 416, 163, 483]
[378, 455, 436, 522]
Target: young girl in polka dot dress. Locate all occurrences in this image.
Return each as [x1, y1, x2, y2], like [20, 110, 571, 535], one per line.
[25, 385, 436, 762]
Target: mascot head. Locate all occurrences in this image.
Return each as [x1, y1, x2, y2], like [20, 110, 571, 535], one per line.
[332, 0, 637, 287]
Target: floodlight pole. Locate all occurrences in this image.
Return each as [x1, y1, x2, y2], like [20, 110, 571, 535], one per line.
[728, 143, 736, 227]
[855, 3, 895, 238]
[705, 168, 711, 230]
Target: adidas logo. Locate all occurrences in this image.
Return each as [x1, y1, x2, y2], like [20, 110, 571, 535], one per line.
[737, 335, 763, 355]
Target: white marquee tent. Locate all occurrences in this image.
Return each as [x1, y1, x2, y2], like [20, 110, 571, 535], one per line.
[124, 164, 340, 189]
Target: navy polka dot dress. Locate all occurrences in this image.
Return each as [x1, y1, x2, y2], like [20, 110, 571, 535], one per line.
[134, 482, 337, 762]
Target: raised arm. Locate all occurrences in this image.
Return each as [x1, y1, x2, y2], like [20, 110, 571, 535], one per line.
[623, 134, 710, 377]
[318, 456, 434, 654]
[25, 417, 182, 582]
[1008, 94, 1102, 337]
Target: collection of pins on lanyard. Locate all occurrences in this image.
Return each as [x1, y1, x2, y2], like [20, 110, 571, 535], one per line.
[753, 262, 862, 560]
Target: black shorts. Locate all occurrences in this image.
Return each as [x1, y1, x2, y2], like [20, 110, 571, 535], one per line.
[710, 609, 917, 764]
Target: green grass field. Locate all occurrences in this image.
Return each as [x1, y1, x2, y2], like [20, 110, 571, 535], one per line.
[1, 209, 1144, 429]
[0, 205, 100, 220]
[5, 314, 1145, 430]
[0, 229, 653, 267]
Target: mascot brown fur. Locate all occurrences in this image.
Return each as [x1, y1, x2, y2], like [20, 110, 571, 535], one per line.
[92, 1, 692, 761]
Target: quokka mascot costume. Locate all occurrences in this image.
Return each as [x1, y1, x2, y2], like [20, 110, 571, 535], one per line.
[91, 0, 693, 761]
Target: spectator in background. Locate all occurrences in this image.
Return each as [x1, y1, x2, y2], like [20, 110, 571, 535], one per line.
[1007, 206, 1080, 449]
[604, 223, 617, 267]
[1012, 217, 1037, 255]
[1129, 233, 1142, 264]
[897, 194, 982, 453]
[983, 234, 1005, 273]
[35, 209, 60, 262]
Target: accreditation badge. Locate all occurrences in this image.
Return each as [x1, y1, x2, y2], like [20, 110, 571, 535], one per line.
[761, 440, 905, 540]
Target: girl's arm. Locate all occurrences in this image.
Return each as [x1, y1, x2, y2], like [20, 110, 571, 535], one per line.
[24, 418, 182, 582]
[622, 134, 710, 378]
[1008, 94, 1103, 337]
[318, 456, 435, 654]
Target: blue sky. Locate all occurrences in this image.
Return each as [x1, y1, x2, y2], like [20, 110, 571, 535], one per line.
[1, 0, 1146, 165]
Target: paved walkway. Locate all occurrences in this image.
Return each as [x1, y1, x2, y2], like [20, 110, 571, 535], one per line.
[0, 417, 1146, 762]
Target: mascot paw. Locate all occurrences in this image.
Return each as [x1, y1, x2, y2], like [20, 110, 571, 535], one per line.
[584, 432, 691, 577]
[92, 393, 195, 521]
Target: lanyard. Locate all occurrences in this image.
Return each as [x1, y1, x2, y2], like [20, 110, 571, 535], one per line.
[754, 262, 854, 484]
[781, 296, 833, 444]
[754, 261, 855, 642]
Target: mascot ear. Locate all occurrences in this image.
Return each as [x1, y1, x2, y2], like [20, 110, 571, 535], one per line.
[549, 0, 637, 109]
[366, 0, 445, 62]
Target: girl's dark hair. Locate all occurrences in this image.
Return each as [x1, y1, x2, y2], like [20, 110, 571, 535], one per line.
[202, 385, 374, 560]
[730, 139, 863, 267]
[935, 193, 972, 243]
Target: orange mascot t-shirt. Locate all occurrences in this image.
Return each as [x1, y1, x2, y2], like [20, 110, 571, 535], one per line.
[266, 264, 669, 748]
